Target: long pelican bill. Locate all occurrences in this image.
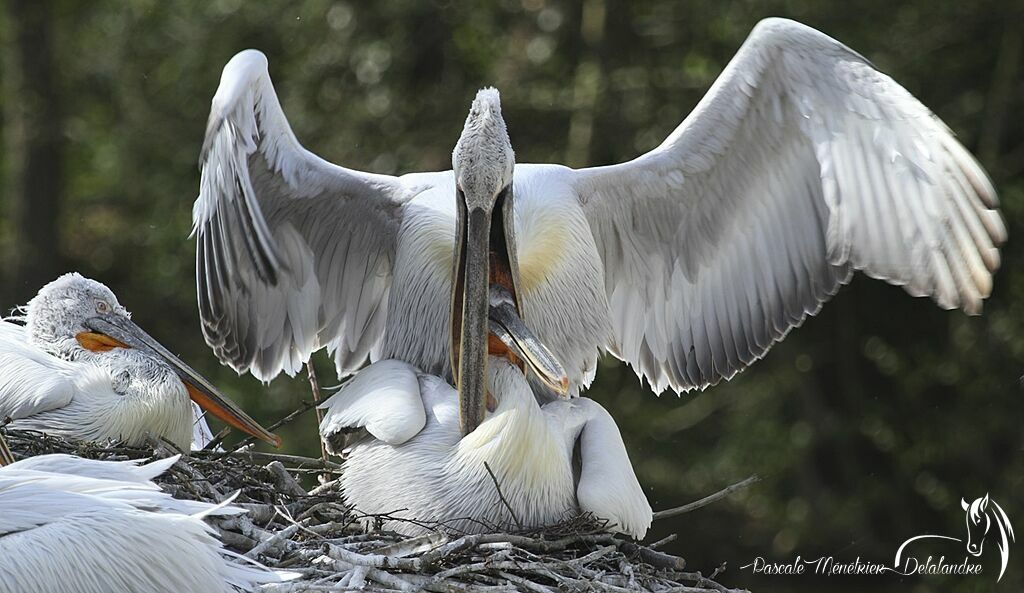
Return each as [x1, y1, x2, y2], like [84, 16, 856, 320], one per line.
[489, 288, 569, 396]
[451, 177, 557, 435]
[450, 194, 494, 436]
[450, 89, 524, 437]
[82, 315, 282, 448]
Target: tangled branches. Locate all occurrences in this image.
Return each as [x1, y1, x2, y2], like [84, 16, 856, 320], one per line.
[2, 428, 750, 593]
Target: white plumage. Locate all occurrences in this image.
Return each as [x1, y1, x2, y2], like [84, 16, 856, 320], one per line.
[193, 18, 1003, 397]
[319, 358, 652, 539]
[0, 453, 283, 593]
[0, 273, 275, 451]
[1, 276, 194, 449]
[191, 401, 218, 450]
[572, 19, 1004, 391]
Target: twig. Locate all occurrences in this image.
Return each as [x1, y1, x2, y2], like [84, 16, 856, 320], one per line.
[673, 570, 748, 593]
[653, 475, 760, 521]
[315, 552, 419, 590]
[201, 427, 232, 452]
[307, 362, 331, 487]
[216, 400, 322, 457]
[618, 540, 686, 570]
[497, 571, 556, 593]
[418, 532, 618, 567]
[430, 546, 616, 582]
[308, 478, 342, 497]
[150, 439, 224, 499]
[484, 461, 523, 531]
[372, 533, 447, 558]
[266, 460, 308, 497]
[0, 432, 14, 465]
[307, 362, 331, 483]
[217, 450, 344, 472]
[246, 521, 303, 559]
[324, 542, 424, 571]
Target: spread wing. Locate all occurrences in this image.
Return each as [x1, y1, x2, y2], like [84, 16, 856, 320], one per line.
[572, 18, 1005, 394]
[194, 50, 413, 382]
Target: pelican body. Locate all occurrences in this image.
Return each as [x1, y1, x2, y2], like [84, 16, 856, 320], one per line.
[194, 18, 1003, 402]
[0, 453, 283, 593]
[321, 358, 652, 539]
[320, 283, 650, 539]
[0, 273, 278, 450]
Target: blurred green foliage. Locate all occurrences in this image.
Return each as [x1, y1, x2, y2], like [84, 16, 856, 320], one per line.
[1, 1, 1021, 592]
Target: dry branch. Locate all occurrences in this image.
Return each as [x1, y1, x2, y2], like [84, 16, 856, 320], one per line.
[0, 431, 14, 465]
[306, 362, 331, 467]
[653, 475, 760, 521]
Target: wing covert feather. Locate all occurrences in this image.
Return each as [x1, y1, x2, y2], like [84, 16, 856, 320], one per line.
[194, 50, 413, 381]
[572, 19, 1004, 393]
[0, 322, 75, 421]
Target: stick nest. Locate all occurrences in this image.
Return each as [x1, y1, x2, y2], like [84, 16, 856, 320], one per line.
[3, 428, 748, 593]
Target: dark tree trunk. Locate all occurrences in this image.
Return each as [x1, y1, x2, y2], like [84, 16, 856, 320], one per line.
[565, 0, 608, 168]
[2, 0, 63, 306]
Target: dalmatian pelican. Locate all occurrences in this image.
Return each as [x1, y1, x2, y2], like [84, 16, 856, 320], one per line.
[193, 19, 1004, 421]
[319, 286, 652, 538]
[0, 273, 279, 450]
[0, 452, 285, 592]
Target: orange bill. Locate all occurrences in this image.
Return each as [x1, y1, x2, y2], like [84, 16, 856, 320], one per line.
[76, 332, 129, 352]
[82, 313, 281, 447]
[186, 383, 282, 448]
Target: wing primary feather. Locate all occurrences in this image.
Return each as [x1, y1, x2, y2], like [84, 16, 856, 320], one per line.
[570, 18, 1002, 392]
[192, 50, 410, 380]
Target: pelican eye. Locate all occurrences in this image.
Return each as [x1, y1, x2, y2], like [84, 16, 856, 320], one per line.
[95, 300, 111, 314]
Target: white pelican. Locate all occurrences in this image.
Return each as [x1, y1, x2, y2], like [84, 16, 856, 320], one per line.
[319, 286, 652, 538]
[0, 273, 279, 450]
[0, 452, 284, 592]
[194, 19, 1004, 414]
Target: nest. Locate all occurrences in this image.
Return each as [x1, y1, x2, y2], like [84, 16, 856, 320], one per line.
[3, 427, 750, 593]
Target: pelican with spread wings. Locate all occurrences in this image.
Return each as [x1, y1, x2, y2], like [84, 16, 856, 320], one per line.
[194, 19, 1003, 432]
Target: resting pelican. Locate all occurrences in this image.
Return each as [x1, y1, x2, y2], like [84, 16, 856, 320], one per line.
[0, 453, 284, 592]
[319, 286, 652, 538]
[0, 273, 279, 450]
[194, 19, 1004, 411]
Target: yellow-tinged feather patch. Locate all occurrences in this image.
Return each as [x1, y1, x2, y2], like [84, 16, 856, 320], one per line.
[517, 218, 568, 294]
[456, 405, 567, 488]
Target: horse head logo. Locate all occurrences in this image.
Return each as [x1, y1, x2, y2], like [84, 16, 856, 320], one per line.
[896, 494, 1014, 582]
[962, 494, 991, 556]
[961, 494, 1014, 580]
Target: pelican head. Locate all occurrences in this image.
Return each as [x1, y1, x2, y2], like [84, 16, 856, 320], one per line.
[23, 273, 280, 446]
[452, 88, 515, 211]
[450, 89, 567, 436]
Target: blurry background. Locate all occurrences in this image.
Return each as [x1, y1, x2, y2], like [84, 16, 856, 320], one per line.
[1, 1, 1021, 591]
